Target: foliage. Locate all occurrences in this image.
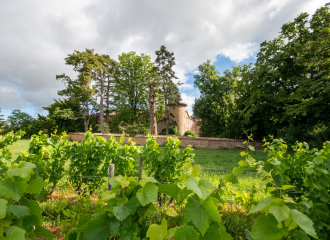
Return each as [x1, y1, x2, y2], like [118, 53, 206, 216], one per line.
[65, 165, 232, 240]
[119, 121, 150, 135]
[142, 135, 194, 183]
[114, 51, 154, 125]
[0, 137, 54, 239]
[235, 4, 330, 141]
[193, 61, 240, 138]
[184, 130, 197, 137]
[41, 99, 84, 133]
[158, 126, 181, 136]
[155, 45, 181, 135]
[0, 131, 25, 176]
[224, 136, 330, 239]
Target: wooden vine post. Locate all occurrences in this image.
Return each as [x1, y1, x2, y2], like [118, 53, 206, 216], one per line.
[108, 164, 115, 191]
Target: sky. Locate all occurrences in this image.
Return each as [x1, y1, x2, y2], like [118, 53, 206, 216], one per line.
[0, 0, 328, 119]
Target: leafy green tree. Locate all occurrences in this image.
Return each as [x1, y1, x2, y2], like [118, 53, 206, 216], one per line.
[7, 110, 33, 132]
[236, 3, 330, 141]
[114, 52, 154, 124]
[193, 61, 239, 137]
[0, 108, 5, 128]
[155, 45, 181, 135]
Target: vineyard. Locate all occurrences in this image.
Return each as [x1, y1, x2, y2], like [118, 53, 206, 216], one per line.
[0, 131, 330, 240]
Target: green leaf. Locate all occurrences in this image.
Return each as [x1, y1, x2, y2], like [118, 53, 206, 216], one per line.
[136, 182, 158, 206]
[166, 208, 178, 217]
[233, 167, 243, 176]
[291, 209, 317, 238]
[6, 205, 29, 217]
[113, 196, 140, 221]
[20, 196, 42, 219]
[82, 212, 111, 240]
[34, 225, 54, 239]
[146, 218, 167, 240]
[251, 214, 288, 240]
[292, 230, 310, 240]
[249, 197, 272, 214]
[313, 156, 323, 165]
[118, 217, 138, 240]
[282, 185, 296, 190]
[174, 225, 199, 240]
[6, 161, 36, 179]
[0, 198, 8, 219]
[248, 145, 255, 151]
[190, 165, 201, 177]
[158, 184, 181, 200]
[0, 177, 28, 201]
[109, 218, 120, 237]
[165, 227, 176, 239]
[184, 195, 221, 235]
[177, 188, 192, 205]
[200, 223, 232, 240]
[238, 160, 247, 167]
[186, 177, 213, 199]
[3, 226, 26, 240]
[269, 205, 290, 222]
[223, 173, 238, 184]
[25, 179, 47, 194]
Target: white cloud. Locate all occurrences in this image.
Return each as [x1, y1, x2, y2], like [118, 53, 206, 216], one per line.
[181, 93, 196, 115]
[0, 0, 327, 116]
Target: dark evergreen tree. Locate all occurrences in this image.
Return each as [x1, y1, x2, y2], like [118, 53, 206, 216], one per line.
[155, 45, 181, 135]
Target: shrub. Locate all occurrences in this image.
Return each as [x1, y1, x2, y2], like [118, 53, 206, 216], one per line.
[184, 130, 197, 137]
[158, 126, 182, 136]
[218, 132, 229, 138]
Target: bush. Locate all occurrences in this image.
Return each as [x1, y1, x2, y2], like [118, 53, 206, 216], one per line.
[158, 126, 182, 136]
[184, 130, 197, 137]
[218, 132, 229, 138]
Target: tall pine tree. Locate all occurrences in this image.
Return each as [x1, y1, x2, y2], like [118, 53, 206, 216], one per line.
[155, 45, 181, 135]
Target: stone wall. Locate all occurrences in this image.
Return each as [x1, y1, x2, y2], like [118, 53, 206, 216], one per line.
[67, 132, 263, 150]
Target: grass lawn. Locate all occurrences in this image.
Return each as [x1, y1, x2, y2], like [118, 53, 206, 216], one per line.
[7, 139, 31, 159]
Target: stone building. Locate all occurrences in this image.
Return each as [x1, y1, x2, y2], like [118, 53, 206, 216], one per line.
[157, 103, 200, 136]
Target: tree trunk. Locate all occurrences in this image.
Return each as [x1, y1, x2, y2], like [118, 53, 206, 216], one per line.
[149, 84, 157, 135]
[105, 76, 110, 125]
[83, 101, 89, 132]
[99, 70, 104, 133]
[165, 98, 169, 135]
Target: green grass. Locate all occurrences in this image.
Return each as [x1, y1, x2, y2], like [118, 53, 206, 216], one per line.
[7, 139, 31, 159]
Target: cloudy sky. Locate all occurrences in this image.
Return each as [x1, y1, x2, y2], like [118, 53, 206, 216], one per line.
[0, 0, 327, 119]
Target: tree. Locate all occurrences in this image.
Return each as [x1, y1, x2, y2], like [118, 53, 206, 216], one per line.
[113, 51, 154, 127]
[193, 61, 239, 137]
[148, 73, 162, 135]
[0, 108, 5, 128]
[7, 110, 33, 132]
[236, 3, 330, 141]
[155, 45, 181, 135]
[57, 49, 115, 133]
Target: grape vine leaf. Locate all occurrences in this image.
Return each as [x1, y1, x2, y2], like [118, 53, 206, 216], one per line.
[136, 182, 158, 206]
[20, 196, 42, 219]
[249, 197, 272, 214]
[113, 196, 140, 221]
[313, 157, 323, 165]
[186, 177, 213, 199]
[158, 183, 181, 200]
[6, 205, 29, 217]
[251, 214, 288, 240]
[6, 161, 36, 179]
[34, 225, 54, 240]
[269, 205, 290, 222]
[177, 188, 192, 205]
[3, 226, 26, 240]
[25, 179, 47, 194]
[184, 195, 222, 235]
[146, 218, 167, 240]
[174, 225, 200, 240]
[82, 212, 111, 240]
[0, 177, 28, 201]
[166, 227, 177, 239]
[291, 209, 317, 238]
[190, 165, 201, 177]
[0, 198, 8, 219]
[200, 223, 233, 240]
[292, 230, 310, 240]
[223, 173, 238, 184]
[119, 217, 138, 240]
